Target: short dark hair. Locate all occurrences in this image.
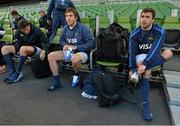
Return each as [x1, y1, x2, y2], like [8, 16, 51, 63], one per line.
[65, 7, 78, 18]
[141, 8, 156, 19]
[11, 10, 19, 16]
[18, 19, 30, 29]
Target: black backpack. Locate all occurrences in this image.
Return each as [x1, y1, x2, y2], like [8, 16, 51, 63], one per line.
[31, 55, 52, 78]
[93, 70, 136, 107]
[95, 22, 129, 62]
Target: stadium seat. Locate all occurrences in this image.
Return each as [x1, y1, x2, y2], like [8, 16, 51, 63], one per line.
[117, 16, 132, 31]
[163, 16, 180, 29]
[5, 28, 13, 35]
[80, 17, 90, 28]
[99, 17, 109, 28]
[2, 34, 13, 43]
[54, 36, 60, 44]
[56, 28, 62, 36]
[40, 28, 46, 34]
[164, 29, 180, 49]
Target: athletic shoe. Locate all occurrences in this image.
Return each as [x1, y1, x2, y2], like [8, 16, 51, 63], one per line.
[71, 75, 80, 87]
[8, 72, 23, 83]
[47, 84, 61, 91]
[4, 70, 15, 83]
[130, 71, 139, 84]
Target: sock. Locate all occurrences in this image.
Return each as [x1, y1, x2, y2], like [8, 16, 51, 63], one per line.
[141, 78, 153, 121]
[147, 55, 166, 69]
[16, 56, 27, 73]
[52, 75, 61, 86]
[3, 54, 15, 72]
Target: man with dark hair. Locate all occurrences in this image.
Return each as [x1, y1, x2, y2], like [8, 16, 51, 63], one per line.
[38, 8, 52, 38]
[129, 8, 173, 121]
[11, 10, 25, 31]
[1, 19, 50, 84]
[47, 0, 79, 43]
[47, 8, 94, 91]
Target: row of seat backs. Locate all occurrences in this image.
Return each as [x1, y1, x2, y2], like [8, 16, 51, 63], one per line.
[164, 29, 180, 50]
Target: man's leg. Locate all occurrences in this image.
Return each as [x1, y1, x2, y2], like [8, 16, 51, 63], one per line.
[140, 70, 153, 121]
[147, 49, 173, 69]
[47, 51, 64, 91]
[1, 45, 16, 81]
[9, 46, 34, 83]
[60, 15, 67, 27]
[71, 52, 88, 87]
[49, 16, 60, 43]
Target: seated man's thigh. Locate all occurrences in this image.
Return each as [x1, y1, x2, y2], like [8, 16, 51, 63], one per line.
[48, 50, 64, 61]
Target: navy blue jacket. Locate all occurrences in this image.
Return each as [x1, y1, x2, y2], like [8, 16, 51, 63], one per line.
[14, 24, 50, 53]
[129, 24, 165, 72]
[47, 0, 75, 20]
[60, 22, 94, 54]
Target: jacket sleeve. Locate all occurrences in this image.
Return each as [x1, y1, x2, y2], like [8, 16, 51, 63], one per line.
[142, 29, 165, 67]
[76, 26, 94, 52]
[38, 29, 50, 53]
[47, 0, 55, 20]
[129, 32, 138, 72]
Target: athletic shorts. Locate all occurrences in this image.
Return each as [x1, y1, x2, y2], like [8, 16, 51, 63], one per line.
[71, 52, 88, 63]
[32, 46, 42, 57]
[135, 54, 147, 64]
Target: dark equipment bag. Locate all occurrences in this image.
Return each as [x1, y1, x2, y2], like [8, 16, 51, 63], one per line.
[95, 22, 129, 62]
[31, 55, 52, 78]
[93, 70, 136, 107]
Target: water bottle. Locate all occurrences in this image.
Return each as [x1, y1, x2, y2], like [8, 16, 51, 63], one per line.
[64, 47, 73, 62]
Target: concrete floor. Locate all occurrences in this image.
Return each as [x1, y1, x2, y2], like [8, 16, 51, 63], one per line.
[0, 65, 171, 125]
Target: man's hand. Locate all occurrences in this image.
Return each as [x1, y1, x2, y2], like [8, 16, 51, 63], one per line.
[63, 45, 69, 51]
[47, 19, 52, 25]
[68, 45, 77, 50]
[137, 64, 146, 74]
[40, 50, 46, 61]
[63, 45, 77, 51]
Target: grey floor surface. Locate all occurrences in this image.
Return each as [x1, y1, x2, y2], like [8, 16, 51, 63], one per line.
[0, 65, 171, 125]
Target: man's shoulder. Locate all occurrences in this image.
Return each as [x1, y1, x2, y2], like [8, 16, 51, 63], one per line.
[131, 27, 141, 37]
[153, 24, 165, 33]
[77, 22, 91, 32]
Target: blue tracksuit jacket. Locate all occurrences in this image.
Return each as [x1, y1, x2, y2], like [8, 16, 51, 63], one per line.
[129, 24, 165, 72]
[60, 22, 94, 54]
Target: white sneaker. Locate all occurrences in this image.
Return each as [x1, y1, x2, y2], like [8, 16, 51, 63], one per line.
[130, 72, 139, 84]
[71, 75, 80, 87]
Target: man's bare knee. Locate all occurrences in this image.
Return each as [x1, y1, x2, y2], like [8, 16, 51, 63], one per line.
[161, 49, 173, 60]
[48, 52, 56, 61]
[71, 54, 82, 64]
[143, 70, 151, 79]
[1, 45, 14, 55]
[48, 51, 63, 62]
[19, 46, 27, 55]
